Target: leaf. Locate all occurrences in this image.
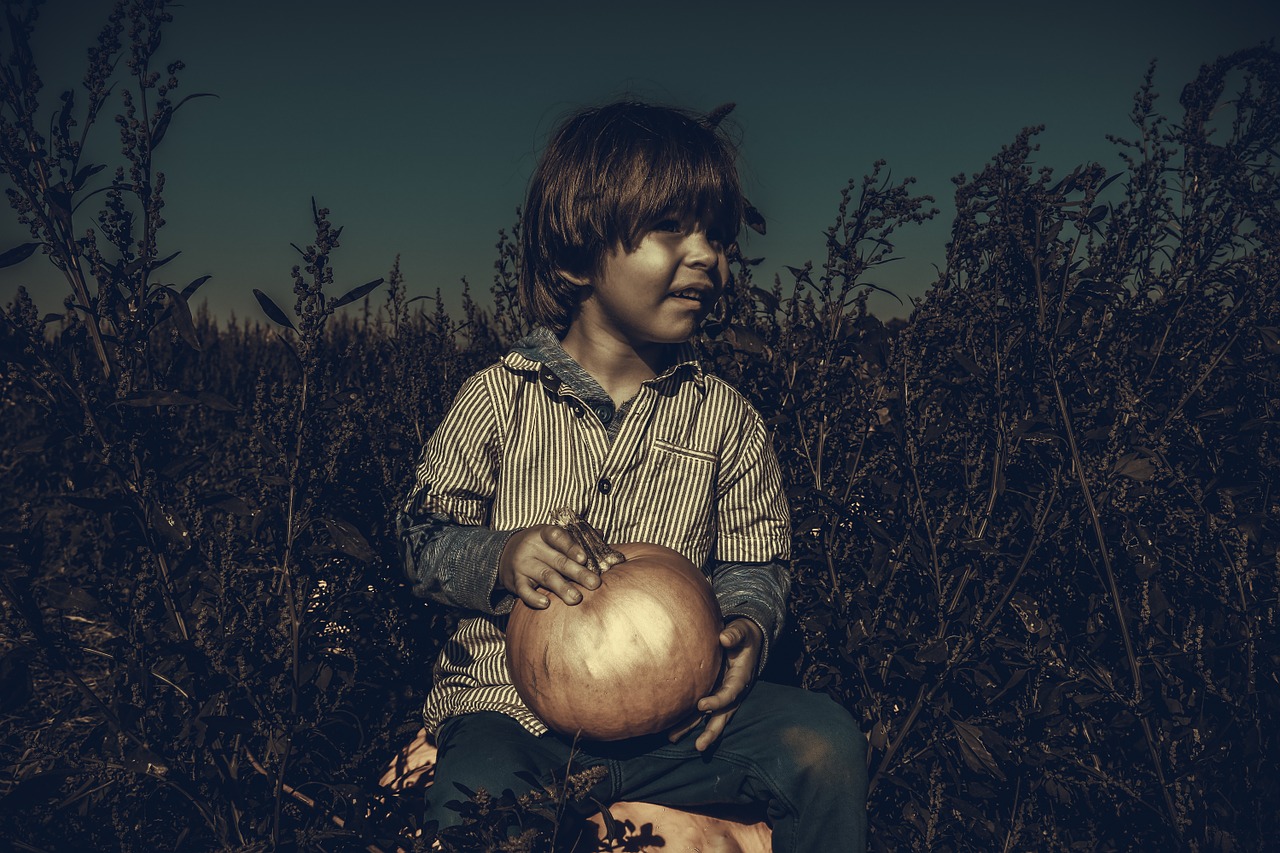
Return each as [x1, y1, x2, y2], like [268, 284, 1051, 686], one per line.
[703, 102, 736, 129]
[1096, 170, 1124, 193]
[785, 265, 813, 286]
[330, 277, 385, 309]
[1009, 592, 1044, 634]
[194, 391, 238, 412]
[749, 286, 780, 313]
[147, 500, 190, 548]
[254, 429, 285, 459]
[71, 162, 106, 191]
[57, 87, 75, 138]
[916, 638, 949, 664]
[0, 242, 41, 269]
[151, 250, 181, 271]
[742, 201, 767, 235]
[724, 324, 766, 354]
[951, 720, 1003, 779]
[953, 351, 983, 377]
[1258, 326, 1280, 354]
[252, 288, 296, 330]
[1086, 204, 1109, 224]
[198, 714, 254, 739]
[14, 435, 47, 455]
[322, 518, 375, 563]
[590, 798, 622, 842]
[200, 492, 254, 517]
[60, 495, 119, 512]
[150, 92, 217, 149]
[42, 581, 108, 615]
[181, 275, 212, 300]
[317, 389, 361, 410]
[123, 746, 169, 779]
[1112, 452, 1156, 481]
[116, 390, 201, 407]
[46, 182, 73, 225]
[161, 286, 202, 351]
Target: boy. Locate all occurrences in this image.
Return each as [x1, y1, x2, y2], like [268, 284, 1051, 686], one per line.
[397, 100, 867, 850]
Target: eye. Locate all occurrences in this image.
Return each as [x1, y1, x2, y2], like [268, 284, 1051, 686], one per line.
[652, 219, 683, 233]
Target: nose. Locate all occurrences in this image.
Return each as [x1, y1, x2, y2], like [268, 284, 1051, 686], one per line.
[683, 228, 723, 272]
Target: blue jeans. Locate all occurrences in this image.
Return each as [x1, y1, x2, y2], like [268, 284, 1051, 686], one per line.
[426, 681, 868, 852]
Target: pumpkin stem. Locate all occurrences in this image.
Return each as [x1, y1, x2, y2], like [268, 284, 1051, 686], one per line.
[551, 508, 625, 575]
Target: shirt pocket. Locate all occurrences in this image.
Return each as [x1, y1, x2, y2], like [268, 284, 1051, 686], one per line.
[627, 439, 719, 563]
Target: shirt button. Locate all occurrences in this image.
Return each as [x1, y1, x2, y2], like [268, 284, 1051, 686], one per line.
[571, 403, 584, 418]
[594, 404, 613, 424]
[597, 477, 612, 495]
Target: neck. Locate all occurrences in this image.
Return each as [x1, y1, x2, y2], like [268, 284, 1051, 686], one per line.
[559, 324, 678, 406]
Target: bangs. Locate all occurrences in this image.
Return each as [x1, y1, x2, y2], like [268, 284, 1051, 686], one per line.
[607, 131, 743, 251]
[566, 103, 745, 255]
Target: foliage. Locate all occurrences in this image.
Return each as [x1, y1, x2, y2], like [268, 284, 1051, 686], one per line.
[697, 48, 1279, 851]
[0, 1, 1276, 849]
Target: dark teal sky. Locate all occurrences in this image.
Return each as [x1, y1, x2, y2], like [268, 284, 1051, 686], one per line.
[2, 0, 1276, 322]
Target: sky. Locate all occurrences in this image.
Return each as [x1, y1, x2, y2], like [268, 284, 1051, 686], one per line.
[1, 0, 1277, 324]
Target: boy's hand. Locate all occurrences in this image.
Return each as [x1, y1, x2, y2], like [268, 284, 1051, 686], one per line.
[669, 617, 763, 751]
[499, 523, 615, 609]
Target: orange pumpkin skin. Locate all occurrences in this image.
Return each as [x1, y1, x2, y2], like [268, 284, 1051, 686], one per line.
[506, 542, 724, 741]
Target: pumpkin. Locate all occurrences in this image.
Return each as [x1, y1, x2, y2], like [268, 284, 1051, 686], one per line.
[505, 512, 724, 741]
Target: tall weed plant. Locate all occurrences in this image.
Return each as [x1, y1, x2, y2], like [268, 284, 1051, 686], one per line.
[0, 1, 1275, 849]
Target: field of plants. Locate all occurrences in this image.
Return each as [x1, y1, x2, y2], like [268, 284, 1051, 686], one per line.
[1, 1, 1277, 850]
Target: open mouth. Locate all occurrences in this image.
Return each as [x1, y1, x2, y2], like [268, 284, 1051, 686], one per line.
[669, 289, 706, 304]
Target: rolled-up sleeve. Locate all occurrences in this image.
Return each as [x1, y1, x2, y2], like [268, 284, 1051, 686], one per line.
[714, 411, 791, 564]
[396, 375, 518, 615]
[711, 408, 792, 670]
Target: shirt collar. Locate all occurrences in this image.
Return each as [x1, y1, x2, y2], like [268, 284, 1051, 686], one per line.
[504, 326, 706, 397]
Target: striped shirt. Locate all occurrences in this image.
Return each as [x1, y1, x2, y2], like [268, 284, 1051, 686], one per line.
[397, 326, 791, 736]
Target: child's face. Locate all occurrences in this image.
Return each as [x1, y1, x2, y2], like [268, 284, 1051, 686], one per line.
[572, 216, 729, 347]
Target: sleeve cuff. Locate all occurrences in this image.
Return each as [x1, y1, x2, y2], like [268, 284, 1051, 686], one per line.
[403, 519, 518, 614]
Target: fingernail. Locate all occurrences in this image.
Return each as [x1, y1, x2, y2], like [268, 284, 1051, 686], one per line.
[568, 591, 581, 603]
[538, 597, 549, 608]
[576, 552, 587, 562]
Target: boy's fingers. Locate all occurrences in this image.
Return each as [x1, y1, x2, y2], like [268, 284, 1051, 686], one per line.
[535, 538, 600, 591]
[667, 710, 707, 743]
[554, 554, 602, 590]
[721, 618, 762, 649]
[695, 710, 736, 752]
[514, 577, 551, 609]
[541, 524, 581, 557]
[698, 676, 744, 712]
[543, 521, 625, 574]
[527, 560, 591, 605]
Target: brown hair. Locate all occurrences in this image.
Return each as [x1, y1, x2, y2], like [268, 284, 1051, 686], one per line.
[519, 100, 744, 335]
